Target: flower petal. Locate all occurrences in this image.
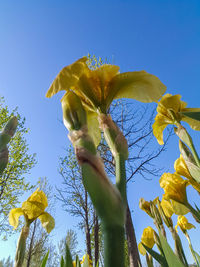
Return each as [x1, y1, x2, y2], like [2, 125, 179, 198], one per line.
[26, 189, 48, 210]
[9, 208, 24, 229]
[182, 110, 200, 131]
[152, 114, 169, 145]
[22, 200, 45, 220]
[110, 71, 166, 103]
[46, 57, 88, 98]
[138, 242, 146, 255]
[171, 200, 189, 215]
[38, 212, 55, 233]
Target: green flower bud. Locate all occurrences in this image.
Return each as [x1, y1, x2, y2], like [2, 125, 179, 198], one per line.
[61, 91, 87, 131]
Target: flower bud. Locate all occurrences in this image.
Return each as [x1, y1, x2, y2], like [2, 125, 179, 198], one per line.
[61, 91, 86, 131]
[174, 125, 193, 149]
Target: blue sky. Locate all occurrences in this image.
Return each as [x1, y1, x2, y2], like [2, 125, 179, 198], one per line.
[0, 0, 200, 263]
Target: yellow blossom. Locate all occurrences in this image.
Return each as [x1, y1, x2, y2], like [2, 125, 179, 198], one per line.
[160, 173, 189, 205]
[9, 189, 55, 233]
[46, 57, 166, 114]
[80, 254, 93, 266]
[161, 197, 189, 216]
[153, 94, 200, 145]
[138, 226, 155, 255]
[175, 154, 200, 193]
[175, 216, 195, 233]
[139, 198, 152, 217]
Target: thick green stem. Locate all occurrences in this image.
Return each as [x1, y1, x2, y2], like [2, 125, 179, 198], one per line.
[115, 153, 127, 204]
[103, 224, 125, 267]
[15, 225, 30, 267]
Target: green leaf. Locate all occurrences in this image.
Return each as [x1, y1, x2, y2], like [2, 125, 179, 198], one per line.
[142, 243, 168, 267]
[65, 244, 73, 267]
[76, 255, 81, 267]
[181, 111, 200, 122]
[185, 161, 200, 183]
[40, 251, 49, 267]
[195, 251, 200, 265]
[60, 256, 64, 267]
[158, 230, 185, 267]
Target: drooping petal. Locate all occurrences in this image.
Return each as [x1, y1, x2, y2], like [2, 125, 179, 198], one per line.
[175, 215, 195, 232]
[38, 212, 55, 233]
[182, 109, 200, 130]
[9, 208, 24, 229]
[46, 57, 89, 98]
[109, 71, 166, 105]
[138, 242, 146, 255]
[171, 200, 189, 215]
[152, 114, 169, 145]
[158, 94, 184, 114]
[174, 155, 192, 180]
[160, 198, 174, 218]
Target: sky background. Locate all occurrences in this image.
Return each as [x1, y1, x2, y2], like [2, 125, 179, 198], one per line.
[0, 0, 200, 264]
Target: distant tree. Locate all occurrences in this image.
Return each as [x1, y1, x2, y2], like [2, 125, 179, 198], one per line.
[57, 149, 94, 261]
[0, 96, 36, 239]
[0, 256, 13, 267]
[58, 229, 81, 260]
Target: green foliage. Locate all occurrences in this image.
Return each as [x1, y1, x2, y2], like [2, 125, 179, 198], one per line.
[0, 96, 36, 239]
[40, 251, 49, 267]
[0, 256, 13, 267]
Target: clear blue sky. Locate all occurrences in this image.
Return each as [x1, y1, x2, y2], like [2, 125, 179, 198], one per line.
[0, 0, 200, 263]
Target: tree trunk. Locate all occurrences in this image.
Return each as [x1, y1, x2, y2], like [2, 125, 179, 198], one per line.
[26, 220, 37, 267]
[94, 214, 99, 266]
[125, 202, 141, 267]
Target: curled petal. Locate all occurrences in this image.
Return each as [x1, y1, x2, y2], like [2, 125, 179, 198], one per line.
[138, 242, 146, 255]
[38, 212, 55, 233]
[152, 114, 169, 145]
[9, 208, 24, 229]
[46, 57, 88, 98]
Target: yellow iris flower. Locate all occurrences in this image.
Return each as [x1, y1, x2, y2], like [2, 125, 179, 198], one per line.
[174, 154, 200, 193]
[46, 56, 166, 114]
[139, 198, 152, 217]
[161, 197, 189, 216]
[175, 216, 195, 233]
[80, 254, 93, 266]
[9, 189, 55, 233]
[159, 173, 189, 205]
[153, 94, 200, 145]
[138, 226, 155, 255]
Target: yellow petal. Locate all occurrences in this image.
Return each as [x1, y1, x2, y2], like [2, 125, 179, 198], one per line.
[111, 71, 166, 103]
[46, 57, 88, 98]
[183, 117, 200, 131]
[160, 198, 174, 218]
[141, 226, 155, 248]
[38, 212, 55, 233]
[9, 208, 24, 229]
[152, 114, 169, 145]
[138, 242, 146, 255]
[158, 94, 184, 114]
[171, 200, 189, 215]
[87, 111, 101, 147]
[26, 189, 48, 210]
[176, 215, 195, 231]
[22, 201, 45, 220]
[174, 155, 192, 180]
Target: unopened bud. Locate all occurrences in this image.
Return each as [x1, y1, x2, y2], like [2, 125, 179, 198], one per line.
[157, 201, 173, 228]
[150, 201, 163, 226]
[139, 198, 152, 217]
[61, 91, 86, 131]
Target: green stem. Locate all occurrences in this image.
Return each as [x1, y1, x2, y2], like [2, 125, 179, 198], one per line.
[103, 224, 125, 267]
[115, 153, 127, 204]
[185, 232, 200, 267]
[169, 227, 188, 266]
[14, 225, 30, 267]
[186, 203, 200, 223]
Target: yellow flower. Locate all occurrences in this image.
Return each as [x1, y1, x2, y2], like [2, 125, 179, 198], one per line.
[175, 216, 195, 233]
[159, 173, 189, 205]
[9, 189, 55, 233]
[138, 226, 155, 255]
[174, 154, 200, 193]
[153, 94, 200, 145]
[80, 254, 93, 266]
[72, 261, 76, 267]
[161, 197, 189, 216]
[46, 56, 166, 114]
[139, 198, 152, 217]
